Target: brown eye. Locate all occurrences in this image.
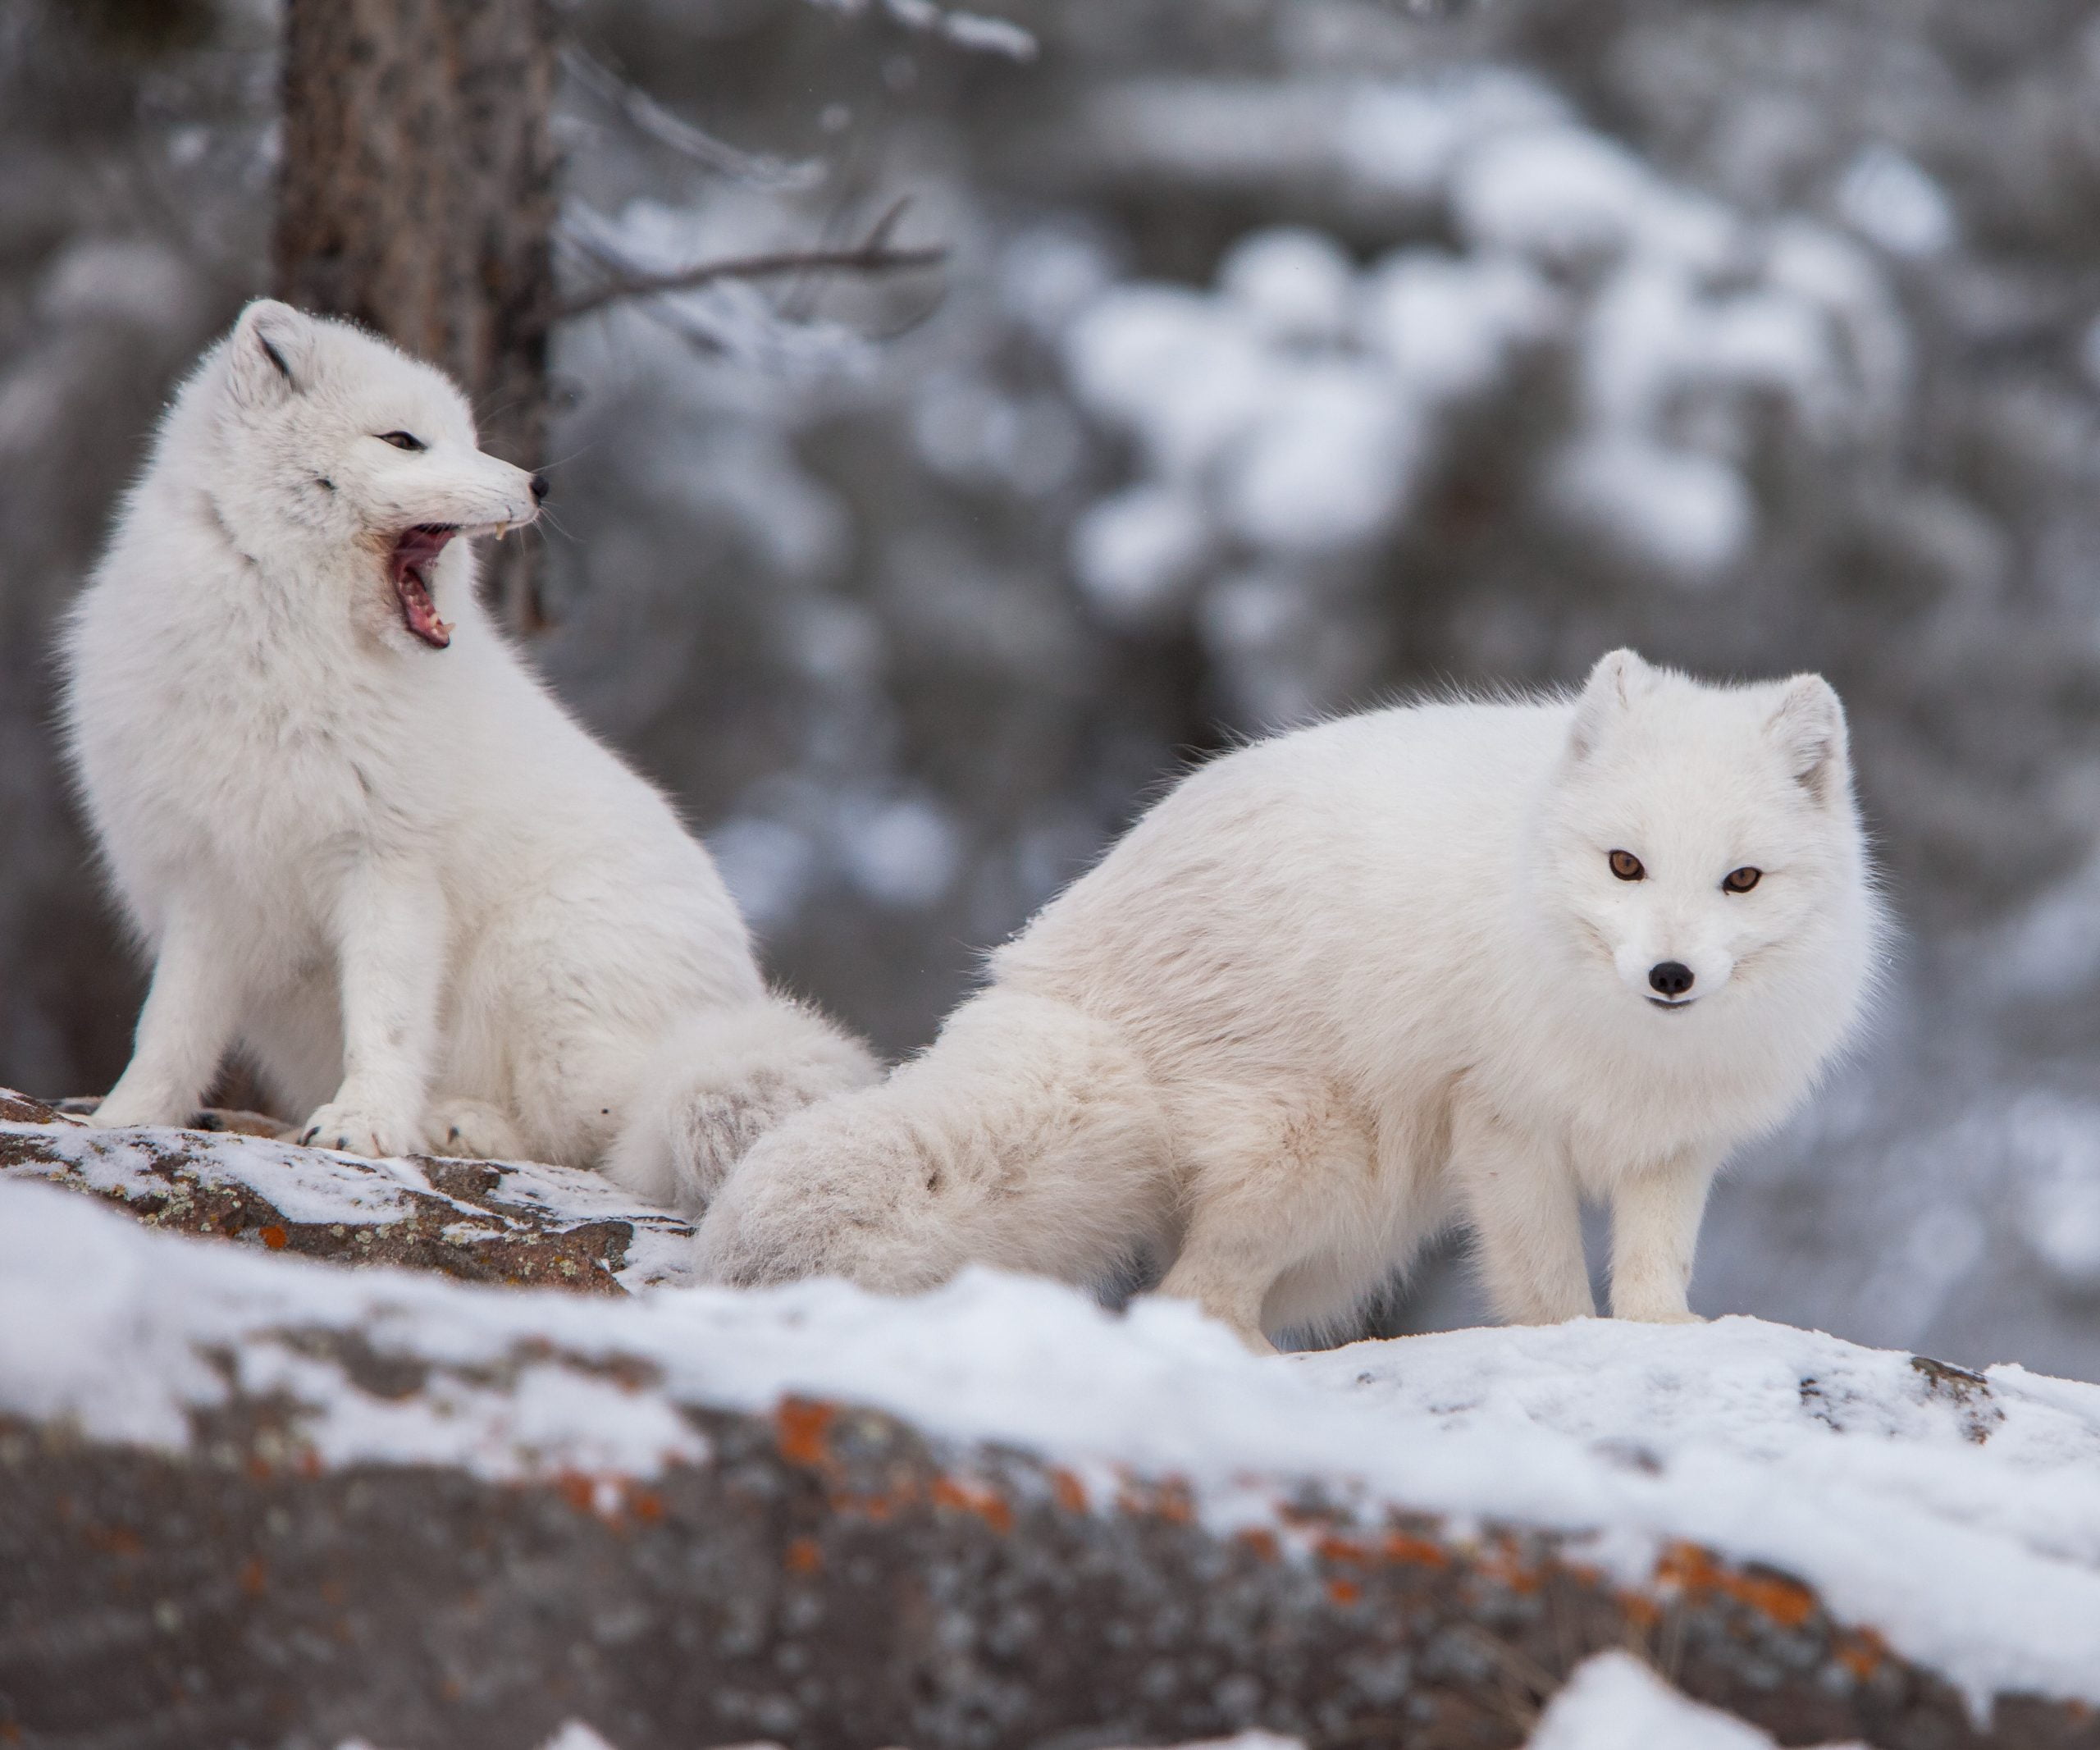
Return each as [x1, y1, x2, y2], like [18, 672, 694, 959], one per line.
[1608, 850, 1645, 881]
[1723, 866, 1762, 893]
[377, 431, 426, 451]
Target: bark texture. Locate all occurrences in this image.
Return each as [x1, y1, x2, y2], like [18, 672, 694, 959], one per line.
[274, 0, 558, 628]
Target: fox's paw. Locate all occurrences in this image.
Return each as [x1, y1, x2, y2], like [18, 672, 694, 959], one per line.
[425, 1098, 524, 1163]
[298, 1103, 418, 1159]
[1613, 1305, 1707, 1325]
[82, 1090, 186, 1130]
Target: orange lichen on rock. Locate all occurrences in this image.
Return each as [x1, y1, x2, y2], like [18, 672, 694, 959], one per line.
[1116, 1474, 1196, 1524]
[1473, 1535, 1544, 1595]
[774, 1396, 837, 1468]
[785, 1535, 823, 1575]
[1835, 1627, 1888, 1681]
[1048, 1467, 1088, 1514]
[1619, 1588, 1662, 1629]
[1237, 1527, 1280, 1563]
[930, 1474, 1015, 1534]
[1381, 1530, 1449, 1569]
[1655, 1541, 1817, 1629]
[1317, 1534, 1371, 1566]
[827, 1479, 920, 1522]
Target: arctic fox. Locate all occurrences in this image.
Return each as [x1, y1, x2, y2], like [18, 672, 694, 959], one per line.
[63, 299, 874, 1193]
[698, 651, 1882, 1348]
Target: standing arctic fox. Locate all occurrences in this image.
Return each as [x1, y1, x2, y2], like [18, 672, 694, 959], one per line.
[700, 651, 1881, 1347]
[64, 299, 874, 1190]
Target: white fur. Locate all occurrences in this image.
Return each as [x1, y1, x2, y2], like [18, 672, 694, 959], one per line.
[698, 651, 1884, 1350]
[63, 299, 874, 1191]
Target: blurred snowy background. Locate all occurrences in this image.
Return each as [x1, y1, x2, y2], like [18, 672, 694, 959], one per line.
[8, 0, 2100, 1374]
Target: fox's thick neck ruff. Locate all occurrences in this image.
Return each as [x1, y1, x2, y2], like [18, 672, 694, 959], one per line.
[388, 524, 458, 648]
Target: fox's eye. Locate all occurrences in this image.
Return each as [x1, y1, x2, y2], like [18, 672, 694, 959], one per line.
[1608, 850, 1645, 881]
[377, 431, 426, 451]
[1723, 866, 1763, 893]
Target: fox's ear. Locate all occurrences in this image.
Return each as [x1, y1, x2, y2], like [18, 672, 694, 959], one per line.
[1568, 648, 1655, 761]
[225, 299, 313, 409]
[1766, 673, 1849, 804]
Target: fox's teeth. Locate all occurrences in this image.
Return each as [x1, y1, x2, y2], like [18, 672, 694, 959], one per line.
[495, 521, 510, 540]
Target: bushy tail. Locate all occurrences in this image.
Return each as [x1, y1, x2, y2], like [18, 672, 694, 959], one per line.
[603, 996, 880, 1215]
[694, 988, 1171, 1294]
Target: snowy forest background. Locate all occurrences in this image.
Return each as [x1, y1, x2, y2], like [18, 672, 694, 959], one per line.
[7, 0, 2100, 1378]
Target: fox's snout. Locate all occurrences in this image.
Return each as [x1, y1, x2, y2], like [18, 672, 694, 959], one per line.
[1648, 960, 1695, 998]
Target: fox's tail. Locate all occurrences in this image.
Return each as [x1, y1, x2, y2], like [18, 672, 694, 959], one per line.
[604, 996, 880, 1216]
[693, 987, 1171, 1294]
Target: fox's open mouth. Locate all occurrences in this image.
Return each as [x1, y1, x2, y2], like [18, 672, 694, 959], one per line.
[389, 524, 457, 648]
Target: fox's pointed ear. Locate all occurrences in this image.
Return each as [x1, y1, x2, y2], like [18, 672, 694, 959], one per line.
[1568, 648, 1654, 761]
[225, 300, 313, 409]
[1767, 673, 1849, 804]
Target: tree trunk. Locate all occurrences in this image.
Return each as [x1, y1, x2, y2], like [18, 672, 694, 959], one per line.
[274, 0, 557, 631]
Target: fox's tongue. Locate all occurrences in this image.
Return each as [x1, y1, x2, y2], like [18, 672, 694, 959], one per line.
[389, 524, 456, 649]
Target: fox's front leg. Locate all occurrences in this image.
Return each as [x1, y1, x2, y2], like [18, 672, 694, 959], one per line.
[1609, 1155, 1716, 1323]
[91, 903, 244, 1128]
[299, 859, 445, 1158]
[1450, 1094, 1595, 1325]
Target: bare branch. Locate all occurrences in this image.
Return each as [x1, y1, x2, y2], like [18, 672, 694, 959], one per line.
[558, 47, 824, 191]
[553, 206, 947, 323]
[804, 0, 1039, 61]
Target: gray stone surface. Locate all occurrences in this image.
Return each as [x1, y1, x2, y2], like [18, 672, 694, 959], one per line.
[0, 1100, 2093, 1750]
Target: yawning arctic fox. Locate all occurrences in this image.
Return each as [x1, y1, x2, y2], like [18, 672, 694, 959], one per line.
[697, 651, 1883, 1348]
[64, 299, 874, 1189]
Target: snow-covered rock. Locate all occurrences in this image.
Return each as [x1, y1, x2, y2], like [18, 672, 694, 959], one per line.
[3, 1101, 2099, 1748]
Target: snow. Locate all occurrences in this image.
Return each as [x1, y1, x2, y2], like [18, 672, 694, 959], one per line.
[1836, 144, 1957, 259]
[1061, 76, 1912, 602]
[2001, 1095, 2100, 1294]
[1452, 126, 1735, 270]
[1338, 71, 1569, 200]
[1071, 484, 1212, 625]
[1216, 229, 1356, 345]
[1526, 1652, 1864, 1750]
[1217, 359, 1418, 554]
[1547, 435, 1754, 583]
[1356, 249, 1554, 404]
[836, 792, 964, 910]
[7, 1171, 2100, 1716]
[0, 1116, 697, 1291]
[4, 1117, 422, 1226]
[1065, 285, 1279, 480]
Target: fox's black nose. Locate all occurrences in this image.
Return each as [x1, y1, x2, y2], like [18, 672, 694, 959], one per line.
[1649, 961, 1695, 998]
[529, 473, 550, 502]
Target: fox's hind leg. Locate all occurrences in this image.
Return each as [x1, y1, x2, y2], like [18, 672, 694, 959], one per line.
[696, 988, 1170, 1295]
[1154, 1081, 1376, 1353]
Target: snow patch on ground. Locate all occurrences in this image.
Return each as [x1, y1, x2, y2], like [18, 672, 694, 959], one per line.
[5, 1172, 2100, 1712]
[1528, 1652, 1864, 1749]
[2, 1118, 421, 1226]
